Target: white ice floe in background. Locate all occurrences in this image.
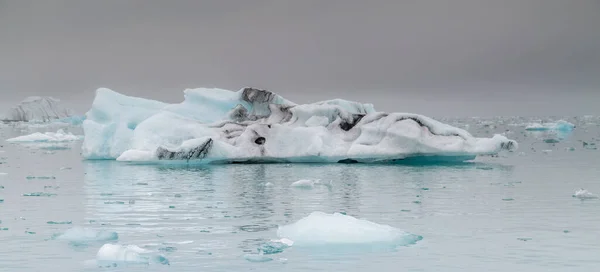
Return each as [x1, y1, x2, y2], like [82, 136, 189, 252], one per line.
[525, 120, 575, 132]
[573, 189, 597, 199]
[54, 227, 118, 243]
[2, 96, 75, 122]
[276, 211, 422, 247]
[82, 87, 517, 163]
[6, 129, 83, 143]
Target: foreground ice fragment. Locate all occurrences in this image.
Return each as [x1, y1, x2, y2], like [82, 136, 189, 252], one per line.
[277, 211, 422, 247]
[573, 189, 597, 199]
[6, 129, 83, 143]
[96, 244, 169, 265]
[82, 87, 517, 163]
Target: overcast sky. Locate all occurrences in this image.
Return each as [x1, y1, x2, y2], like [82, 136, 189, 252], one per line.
[1, 0, 599, 117]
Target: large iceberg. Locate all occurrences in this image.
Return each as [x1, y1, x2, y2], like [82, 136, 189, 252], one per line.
[2, 96, 75, 122]
[82, 87, 517, 163]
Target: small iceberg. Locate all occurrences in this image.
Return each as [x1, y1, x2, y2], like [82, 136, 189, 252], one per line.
[6, 129, 83, 143]
[291, 179, 332, 189]
[572, 189, 597, 200]
[53, 227, 118, 243]
[277, 212, 422, 247]
[525, 120, 575, 132]
[96, 244, 169, 266]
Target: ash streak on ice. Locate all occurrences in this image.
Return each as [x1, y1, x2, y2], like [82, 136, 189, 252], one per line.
[81, 87, 517, 164]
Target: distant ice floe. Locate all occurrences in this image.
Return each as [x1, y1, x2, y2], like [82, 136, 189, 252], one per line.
[573, 189, 597, 200]
[81, 87, 517, 163]
[525, 120, 575, 132]
[290, 179, 331, 189]
[96, 244, 169, 266]
[53, 227, 118, 244]
[276, 212, 422, 247]
[1, 96, 75, 122]
[5, 129, 83, 143]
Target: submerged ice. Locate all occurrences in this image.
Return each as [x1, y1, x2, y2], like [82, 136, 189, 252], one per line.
[276, 212, 422, 247]
[82, 87, 517, 163]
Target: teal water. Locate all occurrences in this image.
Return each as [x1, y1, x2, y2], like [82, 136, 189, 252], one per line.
[0, 116, 599, 271]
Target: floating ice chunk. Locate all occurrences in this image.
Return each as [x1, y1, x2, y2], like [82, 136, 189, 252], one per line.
[54, 227, 118, 242]
[47, 221, 72, 225]
[96, 244, 169, 265]
[277, 212, 422, 247]
[291, 179, 318, 188]
[258, 238, 294, 255]
[525, 120, 575, 131]
[22, 192, 56, 197]
[83, 87, 517, 163]
[290, 179, 331, 189]
[573, 189, 597, 199]
[6, 129, 83, 142]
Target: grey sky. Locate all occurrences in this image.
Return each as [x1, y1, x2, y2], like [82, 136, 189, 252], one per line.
[1, 0, 599, 117]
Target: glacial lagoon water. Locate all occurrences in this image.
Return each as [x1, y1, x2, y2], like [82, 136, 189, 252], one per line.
[1, 116, 599, 271]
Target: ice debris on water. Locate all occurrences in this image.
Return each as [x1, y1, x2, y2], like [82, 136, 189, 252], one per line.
[277, 211, 422, 247]
[290, 179, 331, 189]
[47, 221, 72, 225]
[572, 189, 597, 199]
[6, 129, 83, 143]
[53, 227, 118, 243]
[244, 253, 273, 263]
[23, 192, 56, 197]
[26, 176, 56, 180]
[258, 238, 294, 255]
[96, 244, 169, 266]
[525, 120, 575, 132]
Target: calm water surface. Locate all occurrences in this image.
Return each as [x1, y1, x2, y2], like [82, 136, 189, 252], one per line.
[0, 117, 599, 271]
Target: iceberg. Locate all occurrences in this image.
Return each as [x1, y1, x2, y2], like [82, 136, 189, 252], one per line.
[525, 120, 575, 132]
[572, 189, 597, 200]
[6, 129, 83, 143]
[277, 212, 422, 247]
[2, 96, 75, 122]
[82, 87, 517, 163]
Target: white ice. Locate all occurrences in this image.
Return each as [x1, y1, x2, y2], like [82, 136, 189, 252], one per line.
[525, 120, 575, 131]
[276, 211, 422, 246]
[82, 87, 518, 163]
[96, 244, 168, 265]
[6, 129, 83, 143]
[573, 189, 597, 199]
[2, 96, 75, 122]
